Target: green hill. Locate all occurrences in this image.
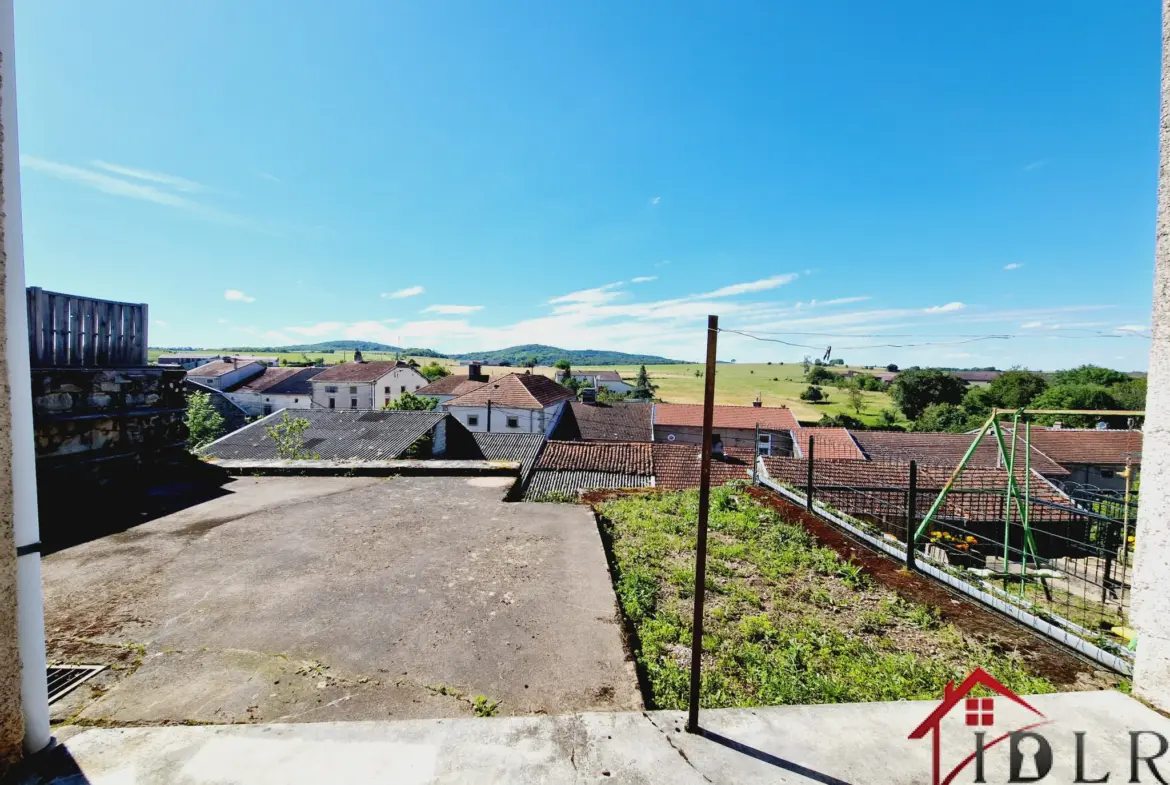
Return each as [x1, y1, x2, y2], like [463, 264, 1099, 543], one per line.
[451, 344, 682, 366]
[215, 340, 445, 358]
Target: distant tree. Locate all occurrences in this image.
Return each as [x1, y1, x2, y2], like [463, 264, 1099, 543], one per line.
[407, 358, 420, 369]
[561, 376, 585, 393]
[802, 356, 811, 374]
[524, 356, 540, 368]
[1030, 384, 1119, 428]
[856, 374, 887, 392]
[632, 365, 658, 400]
[597, 387, 630, 403]
[419, 361, 450, 382]
[959, 385, 996, 426]
[877, 408, 900, 429]
[891, 368, 967, 420]
[846, 383, 864, 414]
[1054, 365, 1130, 388]
[1113, 377, 1147, 411]
[912, 403, 969, 433]
[829, 358, 845, 366]
[554, 359, 572, 372]
[384, 390, 438, 411]
[185, 391, 225, 451]
[799, 385, 825, 402]
[817, 412, 864, 429]
[886, 364, 899, 373]
[986, 369, 1048, 409]
[266, 412, 318, 459]
[806, 365, 836, 384]
[767, 361, 773, 365]
[694, 369, 702, 378]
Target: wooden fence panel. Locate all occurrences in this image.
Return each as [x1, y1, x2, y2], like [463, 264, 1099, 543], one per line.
[26, 287, 148, 367]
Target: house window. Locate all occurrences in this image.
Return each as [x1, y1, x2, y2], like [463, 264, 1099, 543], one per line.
[965, 697, 993, 726]
[329, 398, 336, 409]
[467, 415, 479, 426]
[401, 385, 406, 393]
[506, 416, 519, 428]
[757, 432, 772, 457]
[350, 398, 358, 409]
[1101, 469, 1116, 479]
[263, 404, 273, 415]
[349, 386, 358, 394]
[385, 386, 391, 393]
[325, 386, 338, 393]
[294, 398, 299, 403]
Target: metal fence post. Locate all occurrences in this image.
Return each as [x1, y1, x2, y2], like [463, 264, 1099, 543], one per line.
[753, 424, 760, 484]
[906, 460, 918, 570]
[806, 436, 815, 511]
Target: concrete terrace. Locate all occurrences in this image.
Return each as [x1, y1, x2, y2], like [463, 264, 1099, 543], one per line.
[41, 475, 639, 726]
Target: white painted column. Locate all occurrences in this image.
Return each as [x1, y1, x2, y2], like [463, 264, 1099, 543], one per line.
[0, 0, 51, 753]
[1133, 0, 1170, 710]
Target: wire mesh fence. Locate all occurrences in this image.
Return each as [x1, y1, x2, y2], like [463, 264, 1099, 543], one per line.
[754, 427, 1138, 667]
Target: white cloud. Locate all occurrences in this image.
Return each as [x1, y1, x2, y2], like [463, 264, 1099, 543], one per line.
[649, 196, 661, 205]
[820, 296, 871, 306]
[285, 321, 346, 337]
[1114, 324, 1150, 336]
[216, 318, 229, 324]
[631, 276, 657, 283]
[548, 282, 625, 306]
[383, 286, 425, 299]
[1004, 263, 1023, 271]
[153, 319, 168, 327]
[224, 289, 255, 303]
[924, 302, 965, 313]
[257, 171, 282, 183]
[702, 274, 799, 298]
[90, 160, 206, 193]
[655, 260, 672, 268]
[24, 156, 201, 209]
[1021, 321, 1043, 329]
[262, 330, 292, 343]
[1023, 160, 1047, 172]
[422, 304, 484, 315]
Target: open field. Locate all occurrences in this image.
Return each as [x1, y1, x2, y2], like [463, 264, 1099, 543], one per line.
[595, 485, 1097, 710]
[153, 349, 897, 425]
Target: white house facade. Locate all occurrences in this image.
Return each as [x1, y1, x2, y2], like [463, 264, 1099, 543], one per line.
[223, 366, 324, 416]
[441, 372, 575, 437]
[311, 361, 429, 410]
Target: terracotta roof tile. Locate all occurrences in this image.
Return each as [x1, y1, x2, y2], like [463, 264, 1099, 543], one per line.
[231, 366, 319, 393]
[849, 430, 1069, 476]
[1018, 429, 1143, 466]
[551, 402, 653, 442]
[313, 361, 414, 383]
[651, 443, 755, 490]
[537, 441, 653, 475]
[794, 427, 865, 460]
[653, 404, 799, 431]
[416, 375, 489, 396]
[443, 373, 576, 409]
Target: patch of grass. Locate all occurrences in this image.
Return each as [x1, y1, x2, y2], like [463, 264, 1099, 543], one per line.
[597, 487, 1055, 710]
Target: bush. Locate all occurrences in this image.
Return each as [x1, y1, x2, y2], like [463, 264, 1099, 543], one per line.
[384, 391, 438, 411]
[806, 366, 836, 384]
[911, 403, 969, 433]
[891, 368, 967, 420]
[185, 391, 224, 451]
[419, 362, 450, 382]
[800, 385, 825, 402]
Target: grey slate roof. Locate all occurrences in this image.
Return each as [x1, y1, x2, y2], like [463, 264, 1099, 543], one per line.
[523, 470, 652, 501]
[463, 432, 546, 487]
[200, 408, 449, 461]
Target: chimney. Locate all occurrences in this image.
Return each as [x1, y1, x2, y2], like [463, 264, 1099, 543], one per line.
[1052, 421, 1063, 430]
[711, 434, 725, 458]
[468, 361, 483, 381]
[752, 396, 762, 408]
[581, 387, 597, 403]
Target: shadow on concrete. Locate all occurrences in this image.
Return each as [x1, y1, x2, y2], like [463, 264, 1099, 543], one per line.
[698, 728, 853, 785]
[5, 742, 93, 785]
[40, 460, 236, 555]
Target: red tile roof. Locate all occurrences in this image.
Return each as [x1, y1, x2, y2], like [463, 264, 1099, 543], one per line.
[849, 430, 1069, 476]
[313, 361, 414, 383]
[651, 444, 755, 490]
[538, 441, 653, 475]
[794, 427, 865, 460]
[187, 359, 263, 378]
[551, 402, 653, 442]
[443, 373, 576, 409]
[416, 374, 489, 396]
[1018, 429, 1143, 466]
[653, 404, 799, 432]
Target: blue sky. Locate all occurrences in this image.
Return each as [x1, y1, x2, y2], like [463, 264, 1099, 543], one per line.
[13, 1, 1160, 368]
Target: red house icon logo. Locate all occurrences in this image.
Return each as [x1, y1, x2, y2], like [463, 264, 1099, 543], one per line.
[908, 667, 1048, 785]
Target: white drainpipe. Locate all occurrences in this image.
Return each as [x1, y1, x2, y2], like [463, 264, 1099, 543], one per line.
[2, 0, 51, 753]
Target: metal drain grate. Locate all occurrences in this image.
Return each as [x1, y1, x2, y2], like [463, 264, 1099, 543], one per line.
[47, 665, 106, 704]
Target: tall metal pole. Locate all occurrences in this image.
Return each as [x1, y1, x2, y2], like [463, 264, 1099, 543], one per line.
[805, 436, 815, 511]
[686, 315, 718, 733]
[906, 460, 918, 570]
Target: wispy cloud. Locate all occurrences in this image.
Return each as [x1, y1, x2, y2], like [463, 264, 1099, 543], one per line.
[286, 321, 346, 337]
[224, 289, 255, 303]
[703, 274, 798, 298]
[649, 196, 661, 205]
[216, 318, 229, 324]
[1023, 160, 1047, 172]
[153, 319, 168, 327]
[1004, 263, 1023, 271]
[820, 296, 871, 306]
[924, 302, 965, 313]
[1021, 321, 1043, 329]
[549, 282, 625, 306]
[654, 260, 672, 268]
[422, 304, 484, 315]
[631, 276, 658, 283]
[256, 171, 282, 183]
[383, 286, 425, 299]
[91, 160, 207, 192]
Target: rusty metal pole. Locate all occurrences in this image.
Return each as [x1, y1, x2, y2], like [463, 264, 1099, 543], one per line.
[686, 314, 718, 733]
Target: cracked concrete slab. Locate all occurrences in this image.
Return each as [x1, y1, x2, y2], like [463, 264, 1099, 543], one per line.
[41, 475, 639, 725]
